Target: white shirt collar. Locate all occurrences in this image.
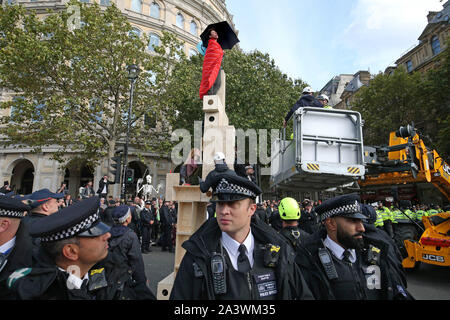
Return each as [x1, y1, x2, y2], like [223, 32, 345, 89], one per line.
[0, 237, 16, 255]
[324, 235, 356, 263]
[221, 230, 254, 270]
[58, 267, 89, 290]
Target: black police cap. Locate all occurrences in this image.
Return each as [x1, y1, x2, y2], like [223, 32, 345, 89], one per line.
[0, 195, 30, 219]
[30, 196, 110, 242]
[209, 172, 262, 203]
[315, 193, 366, 221]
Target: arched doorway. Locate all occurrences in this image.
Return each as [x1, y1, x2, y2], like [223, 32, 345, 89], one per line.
[64, 160, 94, 198]
[10, 159, 35, 195]
[126, 161, 148, 200]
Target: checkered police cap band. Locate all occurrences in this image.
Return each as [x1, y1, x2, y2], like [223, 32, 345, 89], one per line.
[215, 178, 256, 198]
[0, 208, 26, 218]
[320, 200, 361, 221]
[40, 211, 100, 242]
[114, 208, 131, 224]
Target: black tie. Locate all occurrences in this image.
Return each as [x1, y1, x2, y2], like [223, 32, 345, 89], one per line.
[237, 244, 251, 273]
[343, 249, 352, 264]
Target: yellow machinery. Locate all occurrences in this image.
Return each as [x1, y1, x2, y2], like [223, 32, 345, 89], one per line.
[360, 123, 450, 201]
[359, 123, 450, 269]
[402, 211, 450, 268]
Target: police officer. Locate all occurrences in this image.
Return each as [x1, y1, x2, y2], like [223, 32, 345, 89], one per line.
[170, 173, 314, 300]
[22, 189, 64, 223]
[109, 205, 155, 299]
[0, 196, 33, 300]
[298, 199, 320, 234]
[160, 200, 174, 252]
[278, 197, 311, 250]
[7, 197, 150, 300]
[140, 200, 155, 253]
[377, 202, 394, 238]
[295, 193, 413, 300]
[199, 152, 237, 193]
[283, 86, 323, 128]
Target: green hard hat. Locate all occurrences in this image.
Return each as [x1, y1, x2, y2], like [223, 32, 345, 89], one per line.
[279, 197, 301, 220]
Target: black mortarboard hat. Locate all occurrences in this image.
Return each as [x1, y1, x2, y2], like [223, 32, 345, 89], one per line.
[315, 193, 367, 222]
[0, 195, 30, 219]
[209, 172, 262, 203]
[29, 196, 110, 242]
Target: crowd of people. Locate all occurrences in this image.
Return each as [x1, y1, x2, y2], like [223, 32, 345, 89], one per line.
[0, 176, 180, 300]
[0, 157, 446, 300]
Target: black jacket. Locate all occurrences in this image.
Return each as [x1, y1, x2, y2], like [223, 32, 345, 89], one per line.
[97, 179, 115, 195]
[170, 217, 314, 300]
[0, 222, 34, 300]
[140, 207, 155, 227]
[285, 94, 323, 122]
[200, 163, 237, 193]
[108, 226, 155, 299]
[298, 209, 320, 234]
[8, 245, 155, 300]
[295, 228, 414, 300]
[160, 205, 173, 227]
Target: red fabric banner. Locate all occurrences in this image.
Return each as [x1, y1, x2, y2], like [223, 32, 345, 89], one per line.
[199, 38, 224, 99]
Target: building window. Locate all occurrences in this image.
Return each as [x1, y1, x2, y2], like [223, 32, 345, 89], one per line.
[150, 2, 160, 19]
[190, 21, 197, 35]
[148, 33, 160, 52]
[129, 27, 141, 38]
[79, 0, 89, 3]
[406, 60, 413, 72]
[176, 13, 184, 29]
[431, 35, 441, 55]
[189, 48, 198, 58]
[100, 0, 110, 6]
[131, 0, 142, 13]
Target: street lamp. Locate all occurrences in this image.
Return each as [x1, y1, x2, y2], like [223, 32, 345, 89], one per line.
[121, 64, 141, 201]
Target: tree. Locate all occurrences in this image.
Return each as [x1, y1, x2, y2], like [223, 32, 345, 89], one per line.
[352, 46, 449, 162]
[169, 48, 307, 135]
[0, 1, 183, 170]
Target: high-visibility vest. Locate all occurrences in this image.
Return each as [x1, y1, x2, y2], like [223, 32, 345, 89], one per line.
[324, 105, 333, 109]
[427, 209, 439, 216]
[391, 209, 404, 222]
[415, 210, 426, 221]
[403, 209, 417, 220]
[380, 207, 393, 222]
[375, 210, 384, 227]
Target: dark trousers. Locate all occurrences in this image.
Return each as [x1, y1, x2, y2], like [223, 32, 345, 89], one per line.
[161, 225, 173, 250]
[141, 226, 151, 251]
[383, 220, 394, 238]
[207, 68, 222, 95]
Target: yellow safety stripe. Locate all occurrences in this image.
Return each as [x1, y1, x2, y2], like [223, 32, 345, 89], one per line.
[306, 163, 320, 171]
[347, 167, 360, 174]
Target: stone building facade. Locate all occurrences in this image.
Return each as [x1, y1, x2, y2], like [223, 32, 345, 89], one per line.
[0, 0, 235, 199]
[395, 1, 449, 74]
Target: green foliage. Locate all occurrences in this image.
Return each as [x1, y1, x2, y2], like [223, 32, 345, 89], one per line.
[353, 46, 449, 162]
[0, 1, 182, 167]
[169, 48, 307, 135]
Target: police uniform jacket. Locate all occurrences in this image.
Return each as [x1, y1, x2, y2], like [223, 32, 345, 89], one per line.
[8, 245, 154, 300]
[108, 225, 152, 296]
[200, 163, 237, 193]
[279, 226, 311, 251]
[298, 209, 320, 234]
[0, 222, 34, 300]
[295, 228, 413, 300]
[170, 217, 314, 300]
[140, 207, 155, 227]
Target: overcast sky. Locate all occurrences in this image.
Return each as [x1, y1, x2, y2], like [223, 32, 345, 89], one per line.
[226, 0, 445, 90]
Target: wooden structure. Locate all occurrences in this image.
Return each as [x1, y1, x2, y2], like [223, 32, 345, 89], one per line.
[157, 71, 235, 299]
